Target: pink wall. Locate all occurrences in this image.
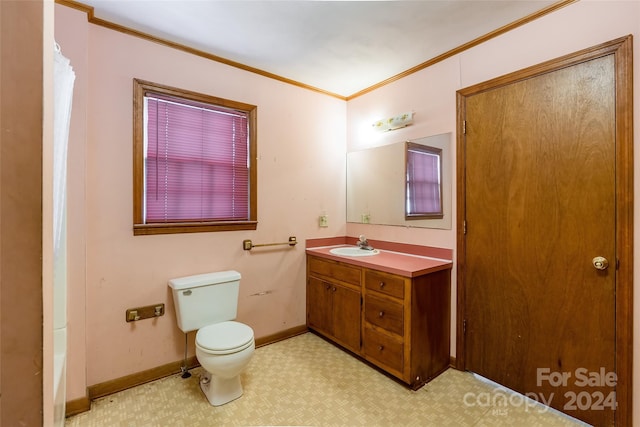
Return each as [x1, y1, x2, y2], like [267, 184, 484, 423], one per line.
[58, 0, 640, 419]
[56, 5, 346, 392]
[346, 0, 640, 420]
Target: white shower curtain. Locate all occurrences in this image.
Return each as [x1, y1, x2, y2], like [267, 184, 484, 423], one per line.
[53, 41, 75, 427]
[53, 42, 74, 257]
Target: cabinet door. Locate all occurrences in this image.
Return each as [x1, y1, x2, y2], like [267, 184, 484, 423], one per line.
[307, 277, 331, 334]
[331, 283, 361, 352]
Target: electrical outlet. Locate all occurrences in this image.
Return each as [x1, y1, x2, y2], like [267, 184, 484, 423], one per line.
[319, 215, 328, 227]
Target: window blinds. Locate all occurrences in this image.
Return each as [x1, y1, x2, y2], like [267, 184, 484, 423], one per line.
[144, 94, 249, 223]
[406, 147, 441, 216]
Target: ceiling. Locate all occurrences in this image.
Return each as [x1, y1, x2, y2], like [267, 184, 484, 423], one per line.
[77, 0, 560, 97]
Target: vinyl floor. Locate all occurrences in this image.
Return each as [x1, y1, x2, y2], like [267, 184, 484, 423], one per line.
[65, 332, 588, 426]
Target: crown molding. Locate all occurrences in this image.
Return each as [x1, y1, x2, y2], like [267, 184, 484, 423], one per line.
[55, 0, 576, 101]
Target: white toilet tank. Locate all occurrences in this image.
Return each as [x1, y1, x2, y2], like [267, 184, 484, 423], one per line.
[169, 271, 241, 333]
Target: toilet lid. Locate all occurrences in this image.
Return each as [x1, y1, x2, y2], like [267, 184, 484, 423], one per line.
[196, 321, 254, 352]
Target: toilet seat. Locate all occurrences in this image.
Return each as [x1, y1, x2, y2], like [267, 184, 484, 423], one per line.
[196, 321, 254, 355]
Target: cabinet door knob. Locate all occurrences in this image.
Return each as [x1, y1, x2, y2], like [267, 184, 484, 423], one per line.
[378, 345, 384, 351]
[332, 287, 337, 292]
[378, 311, 384, 318]
[379, 282, 385, 289]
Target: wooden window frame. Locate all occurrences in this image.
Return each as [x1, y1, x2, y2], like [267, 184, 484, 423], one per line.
[133, 79, 257, 235]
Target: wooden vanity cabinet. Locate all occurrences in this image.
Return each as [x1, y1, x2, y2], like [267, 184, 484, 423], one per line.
[306, 254, 451, 390]
[362, 268, 451, 389]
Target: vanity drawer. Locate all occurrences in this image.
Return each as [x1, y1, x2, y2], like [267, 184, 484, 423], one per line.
[365, 270, 404, 300]
[308, 256, 361, 286]
[363, 327, 403, 373]
[364, 294, 403, 336]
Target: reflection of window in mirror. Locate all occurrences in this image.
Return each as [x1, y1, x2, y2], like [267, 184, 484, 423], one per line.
[405, 142, 443, 219]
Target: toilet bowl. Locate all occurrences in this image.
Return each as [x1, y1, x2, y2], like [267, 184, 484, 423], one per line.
[195, 321, 255, 406]
[168, 271, 255, 406]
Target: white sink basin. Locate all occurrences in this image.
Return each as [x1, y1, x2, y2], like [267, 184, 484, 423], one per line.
[329, 247, 380, 257]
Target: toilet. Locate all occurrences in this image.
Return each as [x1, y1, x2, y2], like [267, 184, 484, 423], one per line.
[168, 271, 255, 406]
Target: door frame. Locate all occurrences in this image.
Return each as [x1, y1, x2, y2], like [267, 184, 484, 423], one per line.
[455, 36, 633, 425]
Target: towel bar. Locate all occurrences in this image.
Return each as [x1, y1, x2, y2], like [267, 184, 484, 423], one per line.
[243, 236, 297, 250]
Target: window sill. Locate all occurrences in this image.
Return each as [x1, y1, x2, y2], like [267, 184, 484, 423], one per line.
[133, 221, 258, 236]
[405, 214, 444, 220]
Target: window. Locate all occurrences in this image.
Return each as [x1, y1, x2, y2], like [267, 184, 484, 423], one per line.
[133, 79, 257, 235]
[405, 142, 443, 219]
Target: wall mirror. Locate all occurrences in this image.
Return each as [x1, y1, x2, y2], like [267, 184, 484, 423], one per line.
[346, 133, 452, 229]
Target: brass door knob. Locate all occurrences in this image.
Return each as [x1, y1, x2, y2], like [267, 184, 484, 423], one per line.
[592, 256, 609, 270]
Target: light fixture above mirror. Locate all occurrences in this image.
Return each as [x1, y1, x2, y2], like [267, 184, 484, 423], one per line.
[372, 111, 414, 132]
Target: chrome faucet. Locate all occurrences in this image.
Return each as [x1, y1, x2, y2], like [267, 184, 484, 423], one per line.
[357, 235, 374, 251]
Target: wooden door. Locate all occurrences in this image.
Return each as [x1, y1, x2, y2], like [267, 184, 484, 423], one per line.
[457, 37, 633, 427]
